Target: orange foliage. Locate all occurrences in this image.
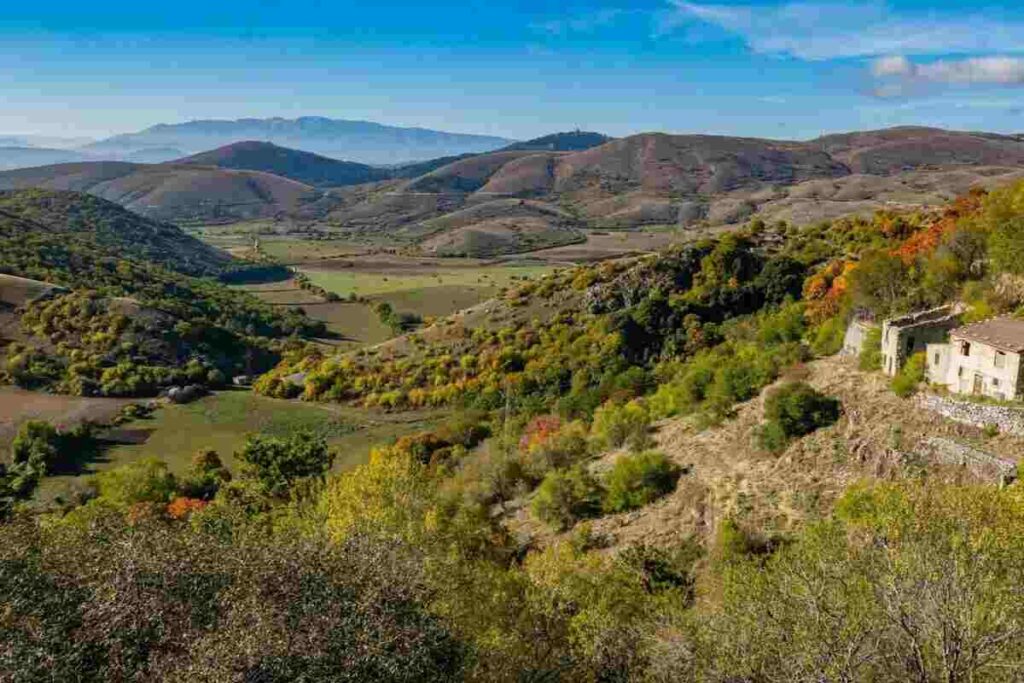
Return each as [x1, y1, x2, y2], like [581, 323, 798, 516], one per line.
[803, 260, 855, 323]
[519, 415, 562, 452]
[166, 497, 208, 520]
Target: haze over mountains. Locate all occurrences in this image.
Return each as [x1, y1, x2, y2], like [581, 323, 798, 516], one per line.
[81, 117, 514, 165]
[5, 125, 1024, 255]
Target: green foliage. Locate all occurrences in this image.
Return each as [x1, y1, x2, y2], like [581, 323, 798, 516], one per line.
[858, 327, 883, 371]
[0, 514, 467, 681]
[759, 382, 841, 452]
[235, 431, 335, 496]
[602, 451, 680, 513]
[847, 250, 916, 318]
[93, 457, 178, 508]
[178, 449, 232, 500]
[531, 465, 602, 530]
[892, 351, 927, 398]
[810, 315, 848, 356]
[589, 399, 651, 451]
[691, 482, 1024, 681]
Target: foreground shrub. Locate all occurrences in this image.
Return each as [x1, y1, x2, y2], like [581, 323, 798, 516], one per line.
[759, 381, 840, 452]
[602, 451, 681, 513]
[858, 327, 883, 371]
[531, 465, 602, 530]
[687, 482, 1024, 682]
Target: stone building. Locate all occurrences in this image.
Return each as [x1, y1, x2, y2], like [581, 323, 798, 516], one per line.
[927, 317, 1024, 401]
[880, 304, 964, 377]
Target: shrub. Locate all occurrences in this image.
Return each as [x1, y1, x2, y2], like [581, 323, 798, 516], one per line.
[531, 465, 602, 530]
[602, 451, 681, 513]
[765, 382, 841, 438]
[94, 457, 178, 508]
[891, 352, 927, 398]
[590, 400, 651, 451]
[235, 431, 334, 496]
[810, 315, 847, 356]
[858, 327, 883, 371]
[179, 449, 232, 500]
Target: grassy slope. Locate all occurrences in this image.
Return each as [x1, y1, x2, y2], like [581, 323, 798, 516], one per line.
[35, 390, 445, 502]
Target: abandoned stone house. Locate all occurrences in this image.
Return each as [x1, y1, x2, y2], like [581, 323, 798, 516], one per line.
[879, 304, 964, 377]
[927, 318, 1024, 401]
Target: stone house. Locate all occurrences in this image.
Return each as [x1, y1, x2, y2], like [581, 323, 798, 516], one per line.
[880, 304, 964, 377]
[927, 317, 1024, 401]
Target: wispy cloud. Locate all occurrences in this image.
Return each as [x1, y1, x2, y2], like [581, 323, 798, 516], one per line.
[660, 1, 1024, 61]
[532, 9, 624, 37]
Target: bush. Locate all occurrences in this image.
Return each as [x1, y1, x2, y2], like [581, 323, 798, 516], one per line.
[531, 465, 602, 530]
[891, 352, 927, 398]
[235, 431, 335, 496]
[810, 315, 847, 356]
[765, 382, 841, 437]
[858, 327, 883, 371]
[602, 451, 681, 513]
[93, 457, 178, 508]
[178, 449, 232, 500]
[590, 400, 651, 451]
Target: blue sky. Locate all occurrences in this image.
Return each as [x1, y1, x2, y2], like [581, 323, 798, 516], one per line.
[3, 0, 1024, 141]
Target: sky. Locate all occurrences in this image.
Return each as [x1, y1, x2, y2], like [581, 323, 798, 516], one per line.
[2, 0, 1024, 142]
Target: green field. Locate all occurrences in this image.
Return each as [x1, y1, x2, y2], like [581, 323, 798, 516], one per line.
[299, 264, 553, 299]
[36, 390, 443, 502]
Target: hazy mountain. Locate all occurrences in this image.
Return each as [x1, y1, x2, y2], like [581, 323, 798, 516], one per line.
[172, 141, 390, 187]
[0, 147, 92, 171]
[0, 135, 96, 149]
[84, 117, 514, 165]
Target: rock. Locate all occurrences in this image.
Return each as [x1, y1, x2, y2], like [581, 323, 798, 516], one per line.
[167, 384, 207, 404]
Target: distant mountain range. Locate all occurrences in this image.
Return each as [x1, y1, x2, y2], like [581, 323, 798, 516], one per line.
[81, 117, 515, 165]
[6, 126, 1024, 255]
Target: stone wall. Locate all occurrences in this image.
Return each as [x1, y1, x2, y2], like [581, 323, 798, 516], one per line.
[917, 393, 1024, 436]
[913, 436, 1016, 484]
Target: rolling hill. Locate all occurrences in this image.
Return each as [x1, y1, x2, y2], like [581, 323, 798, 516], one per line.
[84, 116, 514, 165]
[327, 126, 1024, 239]
[0, 161, 338, 225]
[172, 141, 390, 188]
[0, 189, 231, 275]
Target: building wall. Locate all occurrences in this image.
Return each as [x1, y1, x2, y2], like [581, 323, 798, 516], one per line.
[938, 336, 1022, 400]
[881, 321, 959, 377]
[926, 343, 950, 385]
[842, 320, 877, 357]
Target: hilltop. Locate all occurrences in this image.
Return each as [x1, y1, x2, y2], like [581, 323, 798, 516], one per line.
[172, 141, 391, 187]
[325, 126, 1024, 244]
[83, 116, 514, 165]
[0, 162, 337, 225]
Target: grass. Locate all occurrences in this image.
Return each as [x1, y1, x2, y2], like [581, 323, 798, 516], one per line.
[299, 264, 552, 299]
[35, 390, 444, 503]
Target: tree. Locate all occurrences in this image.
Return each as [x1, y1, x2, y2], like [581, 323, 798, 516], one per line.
[989, 215, 1024, 276]
[531, 465, 602, 530]
[235, 431, 334, 496]
[847, 250, 915, 317]
[759, 382, 841, 452]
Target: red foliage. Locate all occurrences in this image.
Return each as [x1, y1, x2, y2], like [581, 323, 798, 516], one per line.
[803, 260, 855, 323]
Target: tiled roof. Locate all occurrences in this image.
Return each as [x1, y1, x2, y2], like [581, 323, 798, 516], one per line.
[951, 317, 1024, 353]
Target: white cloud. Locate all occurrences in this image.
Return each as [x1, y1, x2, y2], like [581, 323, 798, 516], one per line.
[662, 1, 1024, 61]
[870, 55, 1024, 97]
